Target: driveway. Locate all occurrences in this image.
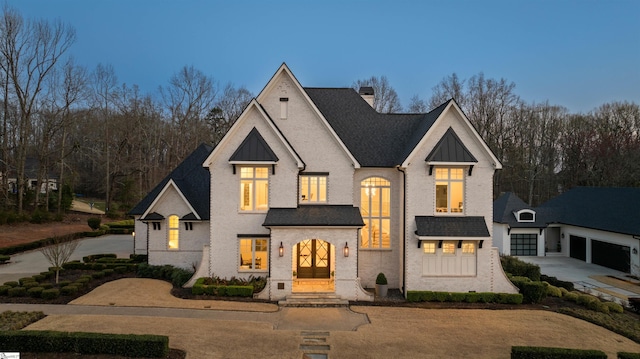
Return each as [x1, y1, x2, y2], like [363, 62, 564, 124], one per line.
[518, 256, 639, 303]
[0, 234, 133, 283]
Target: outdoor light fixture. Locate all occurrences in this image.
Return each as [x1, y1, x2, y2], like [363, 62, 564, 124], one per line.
[343, 242, 349, 257]
[132, 231, 136, 255]
[634, 247, 638, 255]
[279, 242, 284, 257]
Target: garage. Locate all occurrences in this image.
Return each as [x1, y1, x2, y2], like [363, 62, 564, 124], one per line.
[569, 235, 586, 261]
[511, 233, 537, 256]
[591, 239, 630, 273]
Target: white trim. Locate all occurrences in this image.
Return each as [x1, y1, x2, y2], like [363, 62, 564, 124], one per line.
[229, 161, 277, 166]
[514, 209, 536, 223]
[203, 100, 304, 169]
[426, 161, 476, 166]
[256, 63, 361, 169]
[402, 101, 502, 169]
[141, 179, 200, 220]
[417, 236, 489, 241]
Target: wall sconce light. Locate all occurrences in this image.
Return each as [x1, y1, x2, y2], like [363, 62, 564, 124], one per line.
[633, 248, 638, 255]
[343, 242, 349, 257]
[561, 233, 564, 238]
[279, 242, 284, 257]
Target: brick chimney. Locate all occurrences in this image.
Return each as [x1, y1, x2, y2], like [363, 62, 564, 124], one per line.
[359, 86, 374, 108]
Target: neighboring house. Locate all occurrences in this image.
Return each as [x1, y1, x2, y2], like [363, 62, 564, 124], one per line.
[493, 187, 640, 276]
[1, 158, 58, 194]
[130, 64, 517, 301]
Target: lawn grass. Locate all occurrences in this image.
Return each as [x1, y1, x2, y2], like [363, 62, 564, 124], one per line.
[0, 310, 45, 330]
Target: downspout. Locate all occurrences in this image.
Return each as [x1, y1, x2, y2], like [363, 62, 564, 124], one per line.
[396, 165, 406, 295]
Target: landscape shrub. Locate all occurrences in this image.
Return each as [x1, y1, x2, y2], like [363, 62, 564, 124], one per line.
[41, 283, 54, 290]
[84, 254, 117, 263]
[464, 292, 480, 303]
[564, 291, 580, 302]
[559, 287, 569, 296]
[91, 271, 105, 279]
[103, 268, 114, 276]
[22, 281, 40, 289]
[0, 285, 10, 295]
[114, 266, 127, 274]
[75, 277, 91, 286]
[501, 256, 541, 281]
[511, 346, 607, 358]
[405, 291, 523, 304]
[129, 254, 148, 263]
[449, 292, 466, 302]
[91, 263, 106, 270]
[19, 277, 35, 285]
[0, 330, 169, 358]
[60, 285, 79, 296]
[30, 209, 51, 224]
[8, 287, 26, 297]
[577, 294, 599, 307]
[62, 261, 86, 270]
[28, 287, 44, 298]
[0, 254, 9, 263]
[191, 281, 253, 297]
[541, 274, 574, 291]
[545, 284, 563, 298]
[41, 288, 60, 300]
[171, 267, 194, 287]
[586, 300, 610, 314]
[618, 353, 640, 359]
[87, 217, 101, 230]
[106, 219, 135, 228]
[33, 274, 46, 282]
[40, 271, 54, 279]
[605, 301, 624, 314]
[57, 280, 72, 287]
[3, 281, 18, 287]
[511, 279, 547, 304]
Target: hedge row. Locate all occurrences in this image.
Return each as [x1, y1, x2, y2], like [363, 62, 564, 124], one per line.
[511, 346, 607, 358]
[501, 256, 541, 281]
[0, 254, 9, 263]
[62, 260, 137, 272]
[510, 276, 548, 304]
[0, 330, 168, 358]
[137, 264, 194, 288]
[406, 290, 523, 304]
[192, 282, 254, 297]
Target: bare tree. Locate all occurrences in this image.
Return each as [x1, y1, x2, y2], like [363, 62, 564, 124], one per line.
[40, 235, 79, 283]
[0, 5, 75, 213]
[428, 73, 466, 109]
[207, 83, 252, 146]
[352, 75, 402, 113]
[407, 95, 428, 113]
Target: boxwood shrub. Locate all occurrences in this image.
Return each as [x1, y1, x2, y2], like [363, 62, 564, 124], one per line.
[0, 254, 9, 263]
[511, 346, 606, 358]
[0, 330, 168, 358]
[0, 285, 10, 295]
[57, 280, 72, 287]
[406, 291, 523, 304]
[60, 285, 79, 296]
[8, 287, 26, 297]
[23, 281, 40, 289]
[3, 281, 18, 287]
[28, 287, 44, 298]
[605, 302, 624, 314]
[41, 283, 54, 290]
[501, 256, 541, 281]
[91, 271, 105, 279]
[41, 288, 60, 300]
[619, 353, 640, 359]
[19, 277, 35, 285]
[192, 281, 254, 297]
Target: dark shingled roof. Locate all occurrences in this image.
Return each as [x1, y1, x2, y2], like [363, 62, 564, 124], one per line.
[415, 216, 490, 237]
[304, 88, 449, 167]
[537, 187, 640, 236]
[493, 192, 547, 228]
[129, 143, 213, 219]
[140, 212, 164, 221]
[263, 205, 364, 227]
[426, 127, 478, 163]
[229, 127, 279, 162]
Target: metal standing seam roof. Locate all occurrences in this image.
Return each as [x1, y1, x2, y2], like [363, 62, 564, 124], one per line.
[263, 205, 365, 227]
[425, 127, 478, 163]
[304, 88, 449, 167]
[415, 216, 490, 237]
[229, 127, 279, 162]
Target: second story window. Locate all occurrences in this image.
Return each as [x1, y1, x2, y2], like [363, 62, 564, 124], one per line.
[435, 168, 464, 214]
[168, 215, 179, 250]
[299, 174, 327, 203]
[240, 167, 269, 212]
[360, 177, 391, 249]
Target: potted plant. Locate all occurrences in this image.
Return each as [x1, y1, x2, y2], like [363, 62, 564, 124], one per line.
[375, 272, 388, 297]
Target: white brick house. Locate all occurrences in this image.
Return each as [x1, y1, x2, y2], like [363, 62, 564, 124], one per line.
[130, 64, 517, 301]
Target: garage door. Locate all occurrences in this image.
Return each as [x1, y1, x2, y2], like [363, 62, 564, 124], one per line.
[511, 233, 537, 256]
[569, 235, 586, 261]
[591, 240, 630, 273]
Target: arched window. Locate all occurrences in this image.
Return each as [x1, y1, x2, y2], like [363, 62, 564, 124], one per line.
[168, 215, 179, 250]
[360, 177, 391, 249]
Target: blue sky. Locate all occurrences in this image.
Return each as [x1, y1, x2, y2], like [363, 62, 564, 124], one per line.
[8, 0, 640, 113]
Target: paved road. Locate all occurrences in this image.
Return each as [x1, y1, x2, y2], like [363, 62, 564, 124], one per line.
[0, 234, 133, 283]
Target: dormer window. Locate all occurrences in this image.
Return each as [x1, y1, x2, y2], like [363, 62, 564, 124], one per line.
[515, 209, 535, 223]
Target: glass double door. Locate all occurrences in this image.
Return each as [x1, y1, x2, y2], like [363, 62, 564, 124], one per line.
[297, 239, 330, 279]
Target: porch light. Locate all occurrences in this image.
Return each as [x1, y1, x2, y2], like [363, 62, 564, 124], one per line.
[279, 242, 284, 257]
[132, 232, 136, 255]
[343, 242, 349, 257]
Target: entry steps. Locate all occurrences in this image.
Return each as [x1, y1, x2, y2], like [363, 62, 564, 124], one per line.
[278, 292, 349, 307]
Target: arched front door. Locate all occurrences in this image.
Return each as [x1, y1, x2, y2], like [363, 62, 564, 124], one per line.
[297, 239, 330, 278]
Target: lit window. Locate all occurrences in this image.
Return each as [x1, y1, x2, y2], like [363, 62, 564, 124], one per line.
[360, 177, 391, 249]
[300, 175, 327, 203]
[239, 238, 268, 271]
[462, 242, 475, 254]
[168, 215, 179, 250]
[442, 241, 456, 254]
[435, 168, 464, 213]
[240, 167, 269, 211]
[423, 242, 436, 254]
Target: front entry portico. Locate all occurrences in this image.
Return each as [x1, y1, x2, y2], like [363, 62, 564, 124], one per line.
[293, 239, 334, 293]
